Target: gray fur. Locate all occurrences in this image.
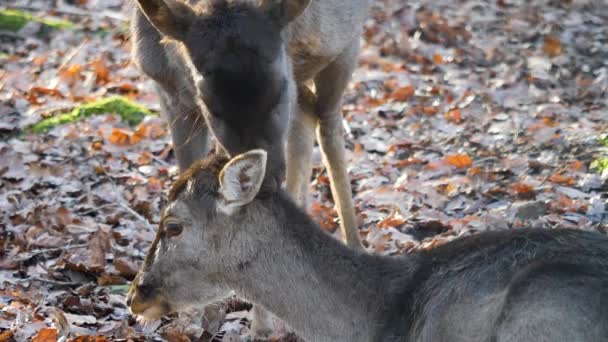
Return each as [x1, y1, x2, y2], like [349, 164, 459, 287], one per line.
[131, 0, 368, 249]
[127, 152, 608, 342]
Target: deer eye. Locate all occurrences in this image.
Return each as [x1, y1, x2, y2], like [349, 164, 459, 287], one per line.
[164, 218, 183, 237]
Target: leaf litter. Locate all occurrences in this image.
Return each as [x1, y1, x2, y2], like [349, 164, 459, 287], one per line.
[1, 0, 607, 341]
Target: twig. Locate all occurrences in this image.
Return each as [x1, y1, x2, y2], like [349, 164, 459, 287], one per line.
[79, 203, 118, 215]
[118, 201, 154, 230]
[29, 276, 82, 287]
[15, 243, 89, 262]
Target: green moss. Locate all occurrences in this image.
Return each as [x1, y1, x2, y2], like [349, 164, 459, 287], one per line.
[598, 134, 608, 147]
[0, 9, 77, 31]
[591, 158, 608, 173]
[30, 96, 155, 133]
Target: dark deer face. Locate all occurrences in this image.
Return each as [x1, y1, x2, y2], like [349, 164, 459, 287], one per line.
[134, 0, 310, 158]
[127, 150, 270, 320]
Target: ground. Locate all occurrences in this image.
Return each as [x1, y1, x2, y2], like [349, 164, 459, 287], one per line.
[1, 0, 607, 341]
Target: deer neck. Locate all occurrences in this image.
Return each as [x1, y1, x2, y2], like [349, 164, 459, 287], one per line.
[233, 194, 416, 342]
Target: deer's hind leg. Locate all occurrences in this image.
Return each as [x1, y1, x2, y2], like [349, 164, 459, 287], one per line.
[313, 41, 362, 250]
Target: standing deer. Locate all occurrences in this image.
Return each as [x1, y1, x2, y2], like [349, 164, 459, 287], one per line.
[132, 0, 368, 333]
[132, 0, 368, 250]
[127, 150, 608, 342]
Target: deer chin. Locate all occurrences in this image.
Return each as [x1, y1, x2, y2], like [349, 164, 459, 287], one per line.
[129, 295, 172, 321]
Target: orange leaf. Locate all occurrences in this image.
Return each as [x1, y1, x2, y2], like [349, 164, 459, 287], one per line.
[570, 160, 583, 171]
[433, 53, 444, 64]
[137, 151, 153, 165]
[444, 108, 462, 123]
[147, 176, 163, 192]
[60, 64, 83, 85]
[509, 182, 535, 199]
[389, 85, 415, 102]
[543, 35, 562, 57]
[107, 128, 131, 146]
[32, 328, 57, 342]
[71, 336, 109, 342]
[353, 143, 364, 153]
[377, 213, 406, 228]
[30, 86, 63, 98]
[0, 330, 13, 342]
[394, 157, 423, 168]
[549, 174, 575, 186]
[308, 202, 338, 232]
[444, 154, 472, 168]
[467, 166, 482, 176]
[91, 57, 110, 85]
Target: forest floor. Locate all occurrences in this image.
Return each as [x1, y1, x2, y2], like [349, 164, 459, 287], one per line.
[1, 0, 607, 341]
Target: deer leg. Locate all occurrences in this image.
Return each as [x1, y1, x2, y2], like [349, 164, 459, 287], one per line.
[157, 86, 210, 171]
[313, 42, 362, 250]
[286, 85, 318, 207]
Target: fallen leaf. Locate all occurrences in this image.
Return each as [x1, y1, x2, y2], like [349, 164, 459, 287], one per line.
[60, 64, 83, 85]
[91, 57, 110, 85]
[433, 53, 444, 64]
[444, 108, 462, 123]
[377, 212, 406, 228]
[0, 330, 13, 342]
[389, 85, 415, 102]
[107, 128, 131, 146]
[549, 174, 575, 186]
[32, 328, 57, 342]
[444, 154, 472, 168]
[509, 182, 536, 199]
[543, 35, 562, 57]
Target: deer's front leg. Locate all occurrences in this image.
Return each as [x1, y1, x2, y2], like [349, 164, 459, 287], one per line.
[286, 85, 317, 207]
[158, 87, 210, 171]
[313, 42, 362, 250]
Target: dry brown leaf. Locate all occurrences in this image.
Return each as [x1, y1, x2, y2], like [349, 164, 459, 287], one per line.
[107, 128, 131, 146]
[543, 35, 562, 57]
[0, 330, 13, 342]
[113, 258, 138, 279]
[32, 328, 57, 342]
[433, 53, 444, 64]
[30, 86, 63, 98]
[444, 154, 472, 168]
[70, 336, 109, 342]
[56, 207, 72, 227]
[60, 64, 83, 85]
[509, 182, 535, 199]
[91, 57, 110, 85]
[444, 108, 462, 123]
[90, 229, 111, 269]
[377, 213, 406, 228]
[549, 174, 575, 186]
[389, 85, 415, 102]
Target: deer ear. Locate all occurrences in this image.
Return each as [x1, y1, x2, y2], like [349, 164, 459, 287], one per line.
[217, 150, 267, 215]
[135, 0, 195, 41]
[262, 0, 311, 27]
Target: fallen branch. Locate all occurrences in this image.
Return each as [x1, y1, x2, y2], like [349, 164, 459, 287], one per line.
[29, 276, 83, 287]
[15, 243, 89, 263]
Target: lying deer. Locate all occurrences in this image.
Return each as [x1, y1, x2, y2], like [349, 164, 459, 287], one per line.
[127, 150, 608, 342]
[132, 0, 367, 249]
